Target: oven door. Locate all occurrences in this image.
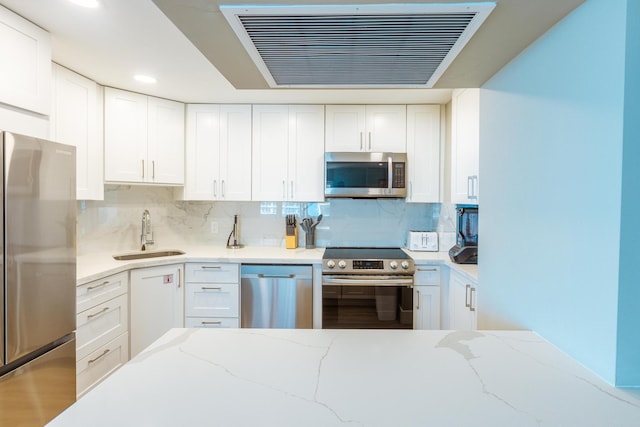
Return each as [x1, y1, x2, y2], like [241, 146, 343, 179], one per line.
[322, 275, 413, 329]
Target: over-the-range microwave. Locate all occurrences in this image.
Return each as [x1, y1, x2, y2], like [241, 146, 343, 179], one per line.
[325, 152, 407, 198]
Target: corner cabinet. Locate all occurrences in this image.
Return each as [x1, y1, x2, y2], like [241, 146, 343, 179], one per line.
[184, 263, 240, 328]
[76, 272, 129, 397]
[180, 104, 252, 201]
[325, 105, 407, 152]
[252, 104, 324, 202]
[451, 88, 480, 204]
[130, 264, 184, 358]
[449, 269, 478, 330]
[406, 105, 442, 203]
[0, 5, 51, 115]
[413, 265, 441, 330]
[104, 87, 185, 185]
[51, 64, 104, 200]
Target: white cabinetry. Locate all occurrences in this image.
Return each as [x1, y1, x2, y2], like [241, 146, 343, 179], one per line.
[449, 269, 477, 330]
[0, 5, 51, 115]
[104, 87, 184, 185]
[252, 104, 324, 201]
[325, 105, 406, 152]
[184, 263, 240, 328]
[130, 264, 184, 357]
[451, 88, 480, 204]
[413, 265, 441, 330]
[406, 105, 442, 203]
[75, 272, 129, 397]
[51, 64, 103, 200]
[181, 104, 251, 201]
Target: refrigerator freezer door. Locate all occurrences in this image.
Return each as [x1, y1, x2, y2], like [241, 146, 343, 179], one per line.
[0, 337, 76, 426]
[3, 132, 77, 363]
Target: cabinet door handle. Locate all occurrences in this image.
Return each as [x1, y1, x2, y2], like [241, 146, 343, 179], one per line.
[360, 132, 364, 150]
[470, 287, 476, 312]
[88, 349, 110, 365]
[87, 280, 110, 291]
[221, 180, 225, 198]
[142, 159, 145, 179]
[282, 180, 286, 199]
[87, 307, 109, 319]
[465, 284, 471, 308]
[213, 180, 217, 198]
[467, 176, 473, 199]
[201, 286, 222, 291]
[152, 160, 155, 179]
[416, 289, 420, 310]
[409, 181, 413, 199]
[368, 132, 372, 150]
[201, 321, 222, 326]
[178, 268, 181, 289]
[290, 181, 294, 199]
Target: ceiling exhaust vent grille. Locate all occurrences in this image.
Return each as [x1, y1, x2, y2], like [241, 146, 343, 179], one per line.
[221, 3, 495, 88]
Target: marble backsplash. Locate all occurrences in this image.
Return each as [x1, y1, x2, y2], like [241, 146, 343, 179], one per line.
[77, 185, 456, 255]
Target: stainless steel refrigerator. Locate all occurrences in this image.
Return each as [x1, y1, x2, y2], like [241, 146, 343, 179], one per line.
[0, 131, 77, 425]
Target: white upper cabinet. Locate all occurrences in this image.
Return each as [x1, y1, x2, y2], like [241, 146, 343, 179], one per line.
[104, 87, 184, 185]
[406, 105, 441, 203]
[181, 104, 251, 201]
[252, 105, 324, 202]
[451, 88, 480, 204]
[50, 64, 103, 200]
[325, 105, 406, 152]
[0, 5, 51, 115]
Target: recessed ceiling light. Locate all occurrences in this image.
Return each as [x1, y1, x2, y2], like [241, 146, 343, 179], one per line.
[134, 75, 157, 84]
[68, 0, 100, 8]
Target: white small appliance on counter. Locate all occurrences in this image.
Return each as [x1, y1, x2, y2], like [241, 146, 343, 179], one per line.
[407, 231, 438, 252]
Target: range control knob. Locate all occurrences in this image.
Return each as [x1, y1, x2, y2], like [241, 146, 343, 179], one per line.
[338, 260, 347, 269]
[390, 261, 398, 269]
[326, 260, 336, 269]
[401, 261, 410, 270]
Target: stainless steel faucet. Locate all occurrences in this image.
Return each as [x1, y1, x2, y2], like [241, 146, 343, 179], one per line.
[141, 209, 154, 251]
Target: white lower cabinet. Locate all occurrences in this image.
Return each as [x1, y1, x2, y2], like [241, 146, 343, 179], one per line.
[413, 265, 441, 330]
[449, 269, 478, 330]
[185, 263, 240, 328]
[75, 271, 129, 397]
[130, 264, 184, 358]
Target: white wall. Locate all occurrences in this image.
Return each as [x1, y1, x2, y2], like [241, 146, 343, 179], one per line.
[479, 0, 627, 384]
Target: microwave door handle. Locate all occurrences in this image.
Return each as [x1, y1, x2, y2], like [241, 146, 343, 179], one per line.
[387, 156, 393, 195]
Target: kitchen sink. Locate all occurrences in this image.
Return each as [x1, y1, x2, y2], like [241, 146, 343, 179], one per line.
[112, 249, 185, 261]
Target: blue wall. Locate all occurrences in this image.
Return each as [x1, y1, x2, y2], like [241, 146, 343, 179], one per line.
[479, 0, 628, 384]
[617, 0, 640, 387]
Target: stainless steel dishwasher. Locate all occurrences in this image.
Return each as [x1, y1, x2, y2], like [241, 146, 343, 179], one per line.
[240, 264, 313, 328]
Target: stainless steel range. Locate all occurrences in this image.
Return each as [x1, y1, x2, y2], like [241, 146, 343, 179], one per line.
[322, 247, 415, 329]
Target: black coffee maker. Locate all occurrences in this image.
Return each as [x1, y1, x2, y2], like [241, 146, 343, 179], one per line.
[449, 205, 478, 264]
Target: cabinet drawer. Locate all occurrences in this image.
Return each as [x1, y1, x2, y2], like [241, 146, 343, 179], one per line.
[76, 332, 129, 398]
[414, 265, 441, 285]
[185, 282, 239, 318]
[76, 294, 128, 360]
[185, 263, 239, 283]
[185, 317, 239, 329]
[77, 272, 128, 313]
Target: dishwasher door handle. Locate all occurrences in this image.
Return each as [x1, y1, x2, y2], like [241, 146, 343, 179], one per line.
[257, 274, 295, 279]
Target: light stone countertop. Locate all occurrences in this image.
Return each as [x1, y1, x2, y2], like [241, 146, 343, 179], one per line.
[48, 328, 640, 426]
[77, 246, 477, 285]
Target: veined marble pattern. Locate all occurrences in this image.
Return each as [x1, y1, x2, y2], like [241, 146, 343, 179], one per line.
[77, 186, 454, 255]
[49, 329, 640, 426]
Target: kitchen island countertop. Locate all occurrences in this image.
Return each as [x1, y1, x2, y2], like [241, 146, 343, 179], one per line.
[48, 328, 640, 426]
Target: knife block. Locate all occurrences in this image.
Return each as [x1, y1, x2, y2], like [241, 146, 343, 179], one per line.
[286, 228, 298, 249]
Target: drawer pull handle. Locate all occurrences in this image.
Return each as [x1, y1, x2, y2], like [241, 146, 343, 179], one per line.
[201, 266, 222, 270]
[201, 321, 222, 325]
[88, 349, 110, 364]
[416, 268, 438, 272]
[87, 307, 109, 319]
[87, 281, 110, 291]
[201, 286, 222, 291]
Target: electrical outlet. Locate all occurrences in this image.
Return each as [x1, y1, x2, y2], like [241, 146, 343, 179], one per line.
[210, 222, 218, 234]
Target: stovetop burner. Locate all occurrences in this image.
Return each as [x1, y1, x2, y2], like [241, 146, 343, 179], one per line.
[323, 247, 411, 260]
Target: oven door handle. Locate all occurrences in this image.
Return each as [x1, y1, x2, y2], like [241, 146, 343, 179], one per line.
[323, 277, 413, 286]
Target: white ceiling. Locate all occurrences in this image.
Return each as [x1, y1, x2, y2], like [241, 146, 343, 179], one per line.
[0, 0, 583, 105]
